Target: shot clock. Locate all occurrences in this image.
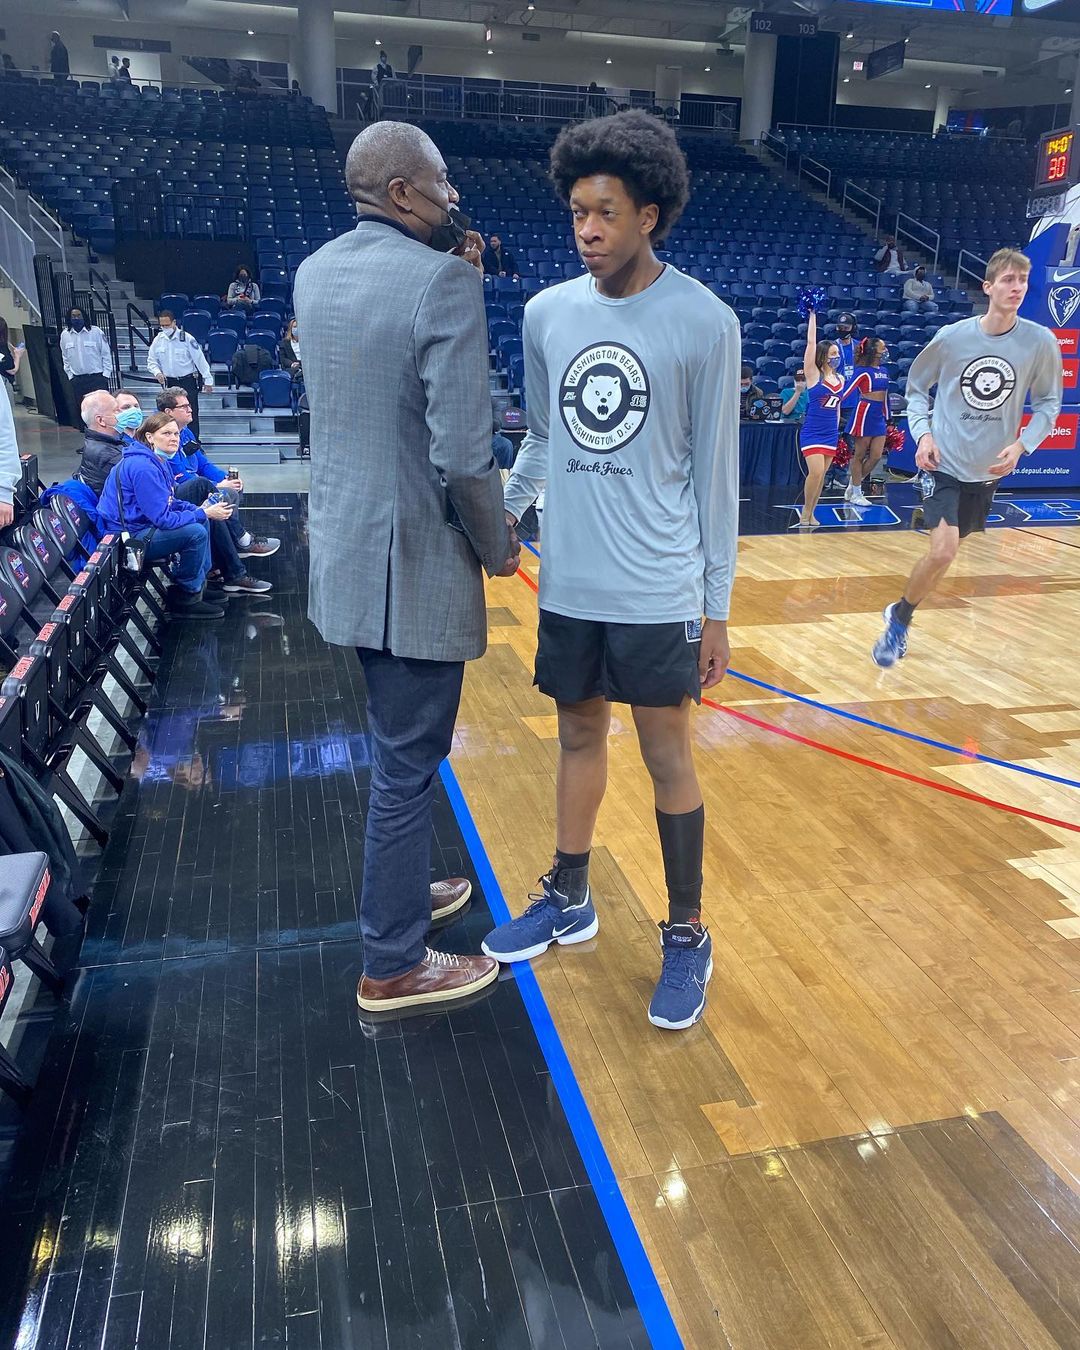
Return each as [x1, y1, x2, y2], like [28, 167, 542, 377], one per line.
[1029, 125, 1080, 217]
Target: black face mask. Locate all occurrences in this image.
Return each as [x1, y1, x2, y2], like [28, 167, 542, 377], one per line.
[408, 182, 469, 253]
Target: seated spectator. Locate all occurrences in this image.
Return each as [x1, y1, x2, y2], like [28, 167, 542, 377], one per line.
[903, 266, 938, 313]
[484, 235, 519, 278]
[155, 386, 279, 591]
[874, 237, 907, 275]
[279, 319, 302, 378]
[492, 433, 515, 471]
[781, 373, 809, 423]
[96, 412, 235, 620]
[740, 364, 764, 420]
[76, 389, 124, 494]
[225, 266, 260, 312]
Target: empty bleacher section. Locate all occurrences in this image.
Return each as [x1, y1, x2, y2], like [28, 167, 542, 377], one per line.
[0, 72, 343, 260]
[775, 128, 1033, 269]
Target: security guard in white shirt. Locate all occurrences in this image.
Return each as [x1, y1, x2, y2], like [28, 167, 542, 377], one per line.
[147, 309, 213, 437]
[60, 305, 114, 424]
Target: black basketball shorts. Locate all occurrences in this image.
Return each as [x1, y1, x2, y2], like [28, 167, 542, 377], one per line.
[534, 609, 703, 708]
[920, 471, 997, 539]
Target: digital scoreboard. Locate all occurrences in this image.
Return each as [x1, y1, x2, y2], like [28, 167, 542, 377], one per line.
[1029, 125, 1080, 218]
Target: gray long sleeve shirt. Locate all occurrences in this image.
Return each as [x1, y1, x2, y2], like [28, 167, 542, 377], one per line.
[0, 379, 19, 504]
[503, 267, 741, 622]
[906, 316, 1063, 481]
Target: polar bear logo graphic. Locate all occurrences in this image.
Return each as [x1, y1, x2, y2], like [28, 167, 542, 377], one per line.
[581, 374, 622, 422]
[973, 369, 1000, 398]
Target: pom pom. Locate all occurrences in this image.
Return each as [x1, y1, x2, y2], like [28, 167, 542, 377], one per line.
[797, 285, 830, 319]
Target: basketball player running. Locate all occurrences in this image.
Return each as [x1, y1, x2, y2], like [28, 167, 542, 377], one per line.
[843, 336, 891, 507]
[481, 111, 740, 1031]
[794, 307, 843, 527]
[873, 248, 1062, 667]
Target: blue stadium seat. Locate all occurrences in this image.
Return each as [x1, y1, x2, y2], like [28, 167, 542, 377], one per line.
[206, 329, 239, 369]
[255, 370, 293, 412]
[180, 310, 212, 345]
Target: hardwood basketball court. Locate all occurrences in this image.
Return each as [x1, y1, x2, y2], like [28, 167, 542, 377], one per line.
[454, 518, 1080, 1348]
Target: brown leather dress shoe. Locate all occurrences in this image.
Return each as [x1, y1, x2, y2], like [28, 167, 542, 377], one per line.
[357, 948, 498, 1013]
[430, 877, 472, 922]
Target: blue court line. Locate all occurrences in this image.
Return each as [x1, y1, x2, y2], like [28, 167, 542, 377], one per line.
[521, 539, 542, 560]
[439, 761, 684, 1350]
[515, 536, 1080, 792]
[724, 670, 1080, 792]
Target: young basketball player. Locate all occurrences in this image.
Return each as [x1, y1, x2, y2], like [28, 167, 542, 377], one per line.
[794, 307, 843, 527]
[873, 248, 1062, 667]
[482, 110, 740, 1030]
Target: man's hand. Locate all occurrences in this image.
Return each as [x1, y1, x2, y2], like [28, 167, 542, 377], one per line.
[914, 433, 940, 471]
[202, 382, 214, 394]
[203, 500, 234, 521]
[156, 372, 167, 387]
[494, 516, 521, 577]
[989, 439, 1024, 478]
[699, 618, 730, 690]
[457, 230, 485, 273]
[0, 500, 13, 529]
[221, 477, 243, 492]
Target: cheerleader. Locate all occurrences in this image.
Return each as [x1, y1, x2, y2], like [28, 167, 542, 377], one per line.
[793, 308, 844, 528]
[843, 336, 890, 508]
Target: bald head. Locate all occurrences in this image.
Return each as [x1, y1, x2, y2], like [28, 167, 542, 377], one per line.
[344, 123, 457, 244]
[82, 389, 118, 435]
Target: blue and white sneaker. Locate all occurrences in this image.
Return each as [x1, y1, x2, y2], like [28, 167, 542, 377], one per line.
[481, 873, 598, 963]
[648, 922, 713, 1030]
[872, 603, 909, 668]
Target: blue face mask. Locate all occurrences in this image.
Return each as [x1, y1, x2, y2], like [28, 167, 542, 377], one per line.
[71, 317, 85, 331]
[115, 407, 143, 434]
[829, 354, 841, 368]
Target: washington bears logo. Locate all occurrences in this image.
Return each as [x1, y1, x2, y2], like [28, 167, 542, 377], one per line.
[960, 355, 1016, 412]
[559, 343, 650, 454]
[1049, 286, 1080, 328]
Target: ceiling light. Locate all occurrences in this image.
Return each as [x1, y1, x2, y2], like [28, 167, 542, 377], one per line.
[924, 83, 931, 88]
[247, 29, 255, 36]
[843, 76, 850, 83]
[487, 48, 494, 54]
[846, 31, 854, 38]
[704, 65, 711, 71]
[605, 57, 612, 64]
[374, 39, 381, 45]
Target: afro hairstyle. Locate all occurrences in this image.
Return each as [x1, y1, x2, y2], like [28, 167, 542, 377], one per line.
[548, 110, 691, 244]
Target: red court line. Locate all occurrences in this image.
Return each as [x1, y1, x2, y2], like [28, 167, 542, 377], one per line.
[701, 697, 1080, 836]
[507, 564, 1080, 835]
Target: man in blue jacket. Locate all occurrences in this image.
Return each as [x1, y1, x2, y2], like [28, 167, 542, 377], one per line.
[97, 413, 236, 619]
[156, 386, 279, 560]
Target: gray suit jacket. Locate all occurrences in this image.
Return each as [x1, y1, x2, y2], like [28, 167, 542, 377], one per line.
[294, 218, 510, 661]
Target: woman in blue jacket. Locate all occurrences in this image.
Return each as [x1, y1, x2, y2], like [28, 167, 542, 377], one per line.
[97, 412, 235, 620]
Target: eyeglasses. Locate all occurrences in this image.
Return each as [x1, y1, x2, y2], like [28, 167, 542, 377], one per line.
[174, 402, 191, 410]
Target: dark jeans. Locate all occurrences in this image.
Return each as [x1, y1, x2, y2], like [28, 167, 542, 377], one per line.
[356, 647, 465, 979]
[141, 521, 210, 593]
[69, 373, 110, 429]
[174, 477, 246, 581]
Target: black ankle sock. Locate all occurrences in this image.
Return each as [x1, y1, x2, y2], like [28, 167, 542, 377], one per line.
[894, 597, 917, 627]
[552, 849, 590, 905]
[555, 848, 590, 872]
[656, 806, 704, 926]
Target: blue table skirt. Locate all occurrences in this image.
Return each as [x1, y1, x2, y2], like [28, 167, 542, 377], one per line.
[740, 421, 802, 488]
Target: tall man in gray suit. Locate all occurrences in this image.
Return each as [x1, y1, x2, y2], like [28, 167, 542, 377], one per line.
[295, 123, 518, 1015]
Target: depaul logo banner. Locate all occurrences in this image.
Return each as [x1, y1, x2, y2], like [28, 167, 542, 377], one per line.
[1020, 189, 1080, 485]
